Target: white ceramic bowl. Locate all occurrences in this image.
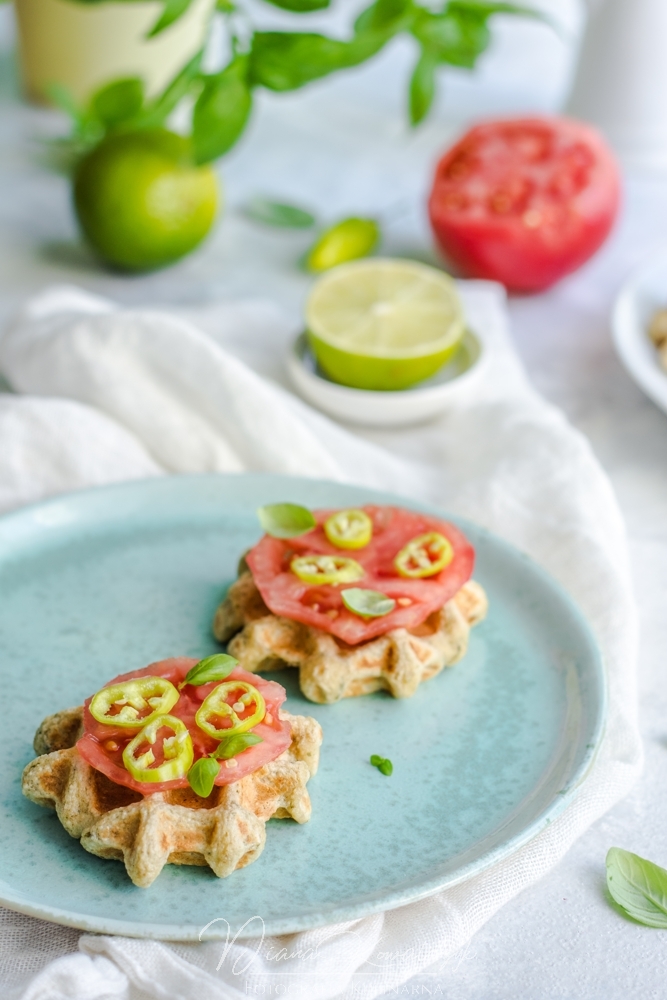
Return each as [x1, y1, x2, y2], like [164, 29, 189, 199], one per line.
[612, 253, 667, 416]
[287, 327, 487, 428]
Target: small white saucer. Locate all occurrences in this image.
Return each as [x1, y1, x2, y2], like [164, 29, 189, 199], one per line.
[612, 253, 667, 417]
[287, 328, 487, 427]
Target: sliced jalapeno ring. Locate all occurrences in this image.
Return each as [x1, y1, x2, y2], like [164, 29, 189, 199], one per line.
[324, 509, 373, 550]
[195, 681, 266, 740]
[90, 677, 180, 729]
[290, 554, 364, 586]
[394, 531, 453, 579]
[122, 714, 193, 784]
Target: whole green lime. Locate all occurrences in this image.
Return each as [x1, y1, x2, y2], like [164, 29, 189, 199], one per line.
[73, 129, 219, 272]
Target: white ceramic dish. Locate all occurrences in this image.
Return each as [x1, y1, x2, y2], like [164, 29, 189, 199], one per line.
[612, 253, 667, 415]
[287, 328, 487, 427]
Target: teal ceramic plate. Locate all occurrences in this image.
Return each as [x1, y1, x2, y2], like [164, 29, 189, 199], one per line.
[0, 474, 606, 941]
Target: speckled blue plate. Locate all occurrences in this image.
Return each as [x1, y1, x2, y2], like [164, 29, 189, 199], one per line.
[0, 474, 606, 941]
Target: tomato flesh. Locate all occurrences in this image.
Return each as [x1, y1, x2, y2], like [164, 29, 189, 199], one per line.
[245, 505, 474, 645]
[77, 657, 291, 794]
[428, 116, 621, 292]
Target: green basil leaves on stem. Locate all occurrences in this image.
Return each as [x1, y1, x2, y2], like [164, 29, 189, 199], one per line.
[193, 56, 253, 164]
[211, 733, 264, 759]
[258, 503, 316, 539]
[342, 588, 396, 619]
[183, 653, 239, 687]
[244, 198, 316, 229]
[606, 848, 667, 928]
[187, 756, 221, 797]
[370, 754, 393, 776]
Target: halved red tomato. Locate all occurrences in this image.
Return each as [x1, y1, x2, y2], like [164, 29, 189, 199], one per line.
[245, 505, 474, 645]
[428, 116, 621, 292]
[76, 657, 291, 794]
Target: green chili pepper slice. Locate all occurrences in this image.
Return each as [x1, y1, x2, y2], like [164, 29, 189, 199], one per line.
[90, 677, 179, 729]
[306, 218, 379, 273]
[290, 554, 364, 586]
[394, 532, 453, 579]
[324, 509, 373, 550]
[122, 714, 193, 784]
[195, 681, 266, 740]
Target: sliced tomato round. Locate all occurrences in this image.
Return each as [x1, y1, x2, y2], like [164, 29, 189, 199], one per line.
[428, 116, 621, 292]
[77, 657, 291, 794]
[245, 505, 474, 645]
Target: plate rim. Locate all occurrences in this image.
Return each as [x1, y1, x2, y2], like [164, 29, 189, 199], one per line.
[0, 473, 607, 940]
[612, 251, 667, 416]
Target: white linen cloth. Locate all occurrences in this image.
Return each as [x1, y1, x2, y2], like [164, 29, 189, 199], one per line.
[0, 283, 642, 1000]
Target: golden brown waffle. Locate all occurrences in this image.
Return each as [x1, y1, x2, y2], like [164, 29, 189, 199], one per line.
[213, 572, 488, 703]
[22, 706, 322, 888]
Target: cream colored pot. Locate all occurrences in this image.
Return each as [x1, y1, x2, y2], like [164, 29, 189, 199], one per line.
[14, 0, 215, 105]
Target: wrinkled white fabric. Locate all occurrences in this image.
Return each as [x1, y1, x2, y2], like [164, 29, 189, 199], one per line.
[0, 284, 641, 1000]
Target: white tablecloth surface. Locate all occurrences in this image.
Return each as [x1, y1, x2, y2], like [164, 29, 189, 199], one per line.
[1, 0, 667, 995]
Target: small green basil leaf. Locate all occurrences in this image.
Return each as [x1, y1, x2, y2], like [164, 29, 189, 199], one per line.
[369, 754, 384, 767]
[90, 77, 145, 127]
[147, 0, 193, 37]
[184, 654, 239, 687]
[606, 848, 667, 928]
[244, 198, 316, 229]
[263, 0, 330, 11]
[378, 758, 393, 776]
[193, 57, 253, 164]
[342, 588, 396, 619]
[409, 48, 437, 125]
[187, 757, 221, 797]
[211, 733, 264, 759]
[258, 503, 316, 539]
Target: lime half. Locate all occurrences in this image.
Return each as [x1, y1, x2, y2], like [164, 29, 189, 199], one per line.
[305, 259, 465, 391]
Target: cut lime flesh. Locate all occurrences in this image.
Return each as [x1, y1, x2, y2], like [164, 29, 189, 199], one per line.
[305, 259, 465, 391]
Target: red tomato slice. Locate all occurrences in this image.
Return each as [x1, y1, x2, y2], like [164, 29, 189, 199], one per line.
[428, 116, 621, 292]
[77, 657, 292, 794]
[245, 505, 474, 645]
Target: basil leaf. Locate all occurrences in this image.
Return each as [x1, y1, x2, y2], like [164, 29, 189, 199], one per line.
[90, 77, 145, 127]
[409, 48, 437, 126]
[193, 57, 253, 164]
[606, 848, 667, 928]
[447, 1, 552, 24]
[187, 757, 220, 797]
[354, 0, 413, 39]
[183, 654, 238, 687]
[250, 33, 356, 92]
[412, 10, 489, 69]
[257, 503, 316, 539]
[370, 754, 393, 775]
[243, 198, 316, 229]
[211, 733, 264, 759]
[342, 588, 396, 619]
[147, 0, 193, 37]
[264, 0, 330, 11]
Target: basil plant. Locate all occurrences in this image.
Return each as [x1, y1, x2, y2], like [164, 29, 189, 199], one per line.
[52, 0, 549, 169]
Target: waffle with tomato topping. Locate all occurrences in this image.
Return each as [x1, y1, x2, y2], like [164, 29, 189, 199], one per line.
[21, 658, 322, 888]
[213, 504, 488, 704]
